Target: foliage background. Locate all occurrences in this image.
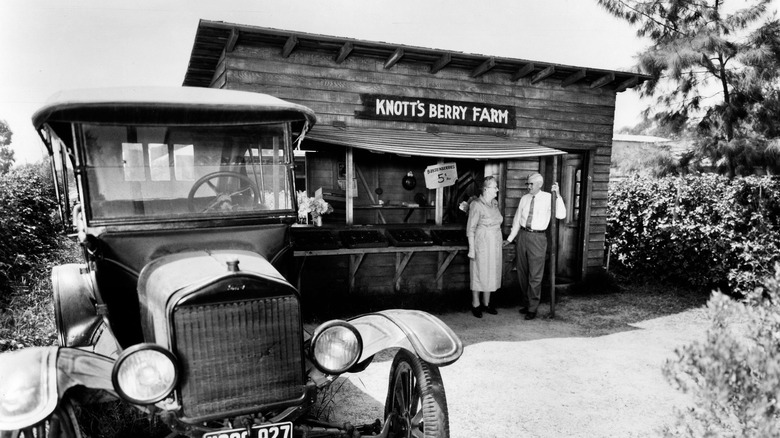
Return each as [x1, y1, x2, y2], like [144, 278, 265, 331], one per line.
[0, 161, 61, 298]
[663, 265, 780, 437]
[0, 161, 72, 352]
[607, 174, 780, 295]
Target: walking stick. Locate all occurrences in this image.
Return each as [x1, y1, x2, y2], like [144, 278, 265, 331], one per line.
[550, 157, 558, 318]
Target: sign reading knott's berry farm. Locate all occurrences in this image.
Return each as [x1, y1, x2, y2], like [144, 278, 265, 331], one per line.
[356, 94, 516, 129]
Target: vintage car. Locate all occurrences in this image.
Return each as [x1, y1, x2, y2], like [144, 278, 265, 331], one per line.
[0, 87, 462, 437]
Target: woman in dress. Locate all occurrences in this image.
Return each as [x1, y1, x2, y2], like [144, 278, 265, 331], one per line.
[466, 176, 503, 318]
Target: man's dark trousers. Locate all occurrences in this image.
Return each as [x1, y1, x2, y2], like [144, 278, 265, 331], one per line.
[516, 229, 546, 313]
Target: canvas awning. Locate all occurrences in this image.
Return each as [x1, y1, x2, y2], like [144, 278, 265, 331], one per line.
[304, 125, 565, 159]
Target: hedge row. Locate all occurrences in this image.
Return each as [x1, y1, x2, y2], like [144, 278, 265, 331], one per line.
[607, 174, 780, 295]
[0, 162, 60, 299]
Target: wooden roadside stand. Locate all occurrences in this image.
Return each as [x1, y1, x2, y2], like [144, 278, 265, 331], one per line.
[181, 21, 650, 312]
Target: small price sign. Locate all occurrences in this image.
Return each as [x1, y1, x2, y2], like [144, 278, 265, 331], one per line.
[424, 163, 457, 189]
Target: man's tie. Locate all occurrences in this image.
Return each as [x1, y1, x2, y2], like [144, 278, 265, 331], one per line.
[525, 195, 535, 228]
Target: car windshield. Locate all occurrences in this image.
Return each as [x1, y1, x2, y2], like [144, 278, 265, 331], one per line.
[81, 123, 294, 222]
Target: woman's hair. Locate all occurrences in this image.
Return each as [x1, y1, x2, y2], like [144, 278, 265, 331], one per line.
[482, 176, 497, 191]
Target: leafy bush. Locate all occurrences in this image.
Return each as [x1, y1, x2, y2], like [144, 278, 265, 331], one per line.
[663, 264, 780, 437]
[607, 175, 780, 294]
[0, 161, 60, 300]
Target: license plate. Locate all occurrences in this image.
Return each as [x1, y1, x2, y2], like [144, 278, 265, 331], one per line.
[203, 422, 293, 438]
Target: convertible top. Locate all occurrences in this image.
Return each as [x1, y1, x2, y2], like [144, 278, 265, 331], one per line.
[32, 86, 316, 131]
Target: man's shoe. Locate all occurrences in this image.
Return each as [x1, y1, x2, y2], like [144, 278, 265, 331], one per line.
[524, 312, 536, 320]
[471, 305, 483, 318]
[518, 307, 528, 314]
[483, 305, 498, 315]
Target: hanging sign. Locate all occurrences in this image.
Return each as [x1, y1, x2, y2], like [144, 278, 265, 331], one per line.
[356, 94, 516, 129]
[424, 163, 458, 189]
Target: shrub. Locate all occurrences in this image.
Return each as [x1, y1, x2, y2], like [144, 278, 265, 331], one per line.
[663, 264, 780, 437]
[0, 161, 60, 300]
[607, 175, 780, 294]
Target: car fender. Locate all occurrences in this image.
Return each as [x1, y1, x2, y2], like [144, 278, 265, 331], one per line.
[349, 309, 463, 366]
[0, 347, 115, 430]
[52, 264, 104, 347]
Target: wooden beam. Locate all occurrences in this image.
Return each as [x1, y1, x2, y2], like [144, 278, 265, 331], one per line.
[531, 65, 555, 84]
[430, 53, 452, 74]
[511, 63, 535, 81]
[616, 75, 640, 92]
[394, 252, 414, 291]
[349, 253, 365, 291]
[561, 69, 586, 87]
[346, 147, 353, 224]
[384, 48, 404, 69]
[335, 42, 353, 64]
[590, 72, 615, 89]
[471, 57, 496, 78]
[226, 29, 239, 52]
[434, 250, 459, 283]
[281, 35, 298, 58]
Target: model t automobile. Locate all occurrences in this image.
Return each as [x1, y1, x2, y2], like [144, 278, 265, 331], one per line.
[0, 87, 462, 437]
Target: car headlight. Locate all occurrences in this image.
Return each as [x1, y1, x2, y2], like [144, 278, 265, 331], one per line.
[310, 321, 363, 374]
[112, 343, 178, 404]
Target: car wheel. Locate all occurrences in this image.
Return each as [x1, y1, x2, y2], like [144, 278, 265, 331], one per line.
[0, 399, 82, 438]
[384, 349, 449, 438]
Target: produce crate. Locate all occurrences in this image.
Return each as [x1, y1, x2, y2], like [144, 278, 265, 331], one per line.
[339, 229, 389, 249]
[385, 228, 433, 247]
[430, 229, 468, 246]
[293, 230, 341, 251]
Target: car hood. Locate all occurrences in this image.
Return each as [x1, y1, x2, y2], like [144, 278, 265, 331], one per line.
[137, 249, 294, 344]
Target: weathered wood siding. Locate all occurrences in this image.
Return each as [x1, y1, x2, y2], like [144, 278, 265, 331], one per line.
[216, 43, 617, 281]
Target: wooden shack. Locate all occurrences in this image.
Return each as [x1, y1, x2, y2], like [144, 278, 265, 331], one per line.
[182, 20, 649, 303]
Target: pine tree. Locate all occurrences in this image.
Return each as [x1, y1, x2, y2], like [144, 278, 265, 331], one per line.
[598, 0, 780, 176]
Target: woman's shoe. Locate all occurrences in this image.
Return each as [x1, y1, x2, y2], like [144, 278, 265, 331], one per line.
[483, 304, 498, 315]
[471, 305, 483, 318]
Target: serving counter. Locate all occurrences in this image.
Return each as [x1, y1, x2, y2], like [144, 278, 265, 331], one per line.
[291, 225, 516, 296]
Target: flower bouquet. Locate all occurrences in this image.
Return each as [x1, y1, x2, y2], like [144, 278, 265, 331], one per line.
[297, 191, 334, 226]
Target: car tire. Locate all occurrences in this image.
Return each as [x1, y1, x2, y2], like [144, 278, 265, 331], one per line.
[1, 398, 82, 438]
[384, 349, 449, 438]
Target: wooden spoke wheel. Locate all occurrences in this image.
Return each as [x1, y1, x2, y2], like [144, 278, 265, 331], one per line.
[384, 349, 450, 438]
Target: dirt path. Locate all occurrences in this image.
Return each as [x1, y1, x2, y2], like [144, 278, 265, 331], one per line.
[326, 305, 709, 437]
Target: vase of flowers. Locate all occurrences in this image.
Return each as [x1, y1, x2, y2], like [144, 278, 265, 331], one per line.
[297, 191, 333, 226]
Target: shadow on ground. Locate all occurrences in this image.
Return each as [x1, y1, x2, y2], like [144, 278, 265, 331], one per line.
[304, 281, 710, 347]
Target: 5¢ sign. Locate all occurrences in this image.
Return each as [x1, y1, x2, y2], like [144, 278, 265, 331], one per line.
[424, 163, 457, 189]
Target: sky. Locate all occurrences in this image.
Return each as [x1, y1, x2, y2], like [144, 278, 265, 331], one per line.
[0, 0, 655, 165]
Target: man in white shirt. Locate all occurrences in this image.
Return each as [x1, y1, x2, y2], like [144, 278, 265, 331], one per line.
[503, 172, 566, 320]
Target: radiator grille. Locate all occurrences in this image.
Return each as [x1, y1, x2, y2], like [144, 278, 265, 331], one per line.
[173, 296, 304, 418]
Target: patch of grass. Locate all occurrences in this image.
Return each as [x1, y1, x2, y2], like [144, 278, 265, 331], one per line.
[0, 236, 80, 352]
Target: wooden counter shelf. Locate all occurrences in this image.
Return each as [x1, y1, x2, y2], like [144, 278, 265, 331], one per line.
[352, 204, 434, 223]
[293, 244, 467, 292]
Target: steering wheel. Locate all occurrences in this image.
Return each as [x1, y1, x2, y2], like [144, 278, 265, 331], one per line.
[187, 171, 260, 212]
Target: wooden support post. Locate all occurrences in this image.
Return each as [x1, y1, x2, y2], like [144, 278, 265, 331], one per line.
[435, 250, 459, 284]
[394, 251, 414, 291]
[435, 158, 444, 225]
[349, 253, 365, 292]
[346, 147, 354, 224]
[550, 156, 559, 318]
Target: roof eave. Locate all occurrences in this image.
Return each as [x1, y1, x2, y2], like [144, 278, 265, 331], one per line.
[183, 19, 651, 92]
